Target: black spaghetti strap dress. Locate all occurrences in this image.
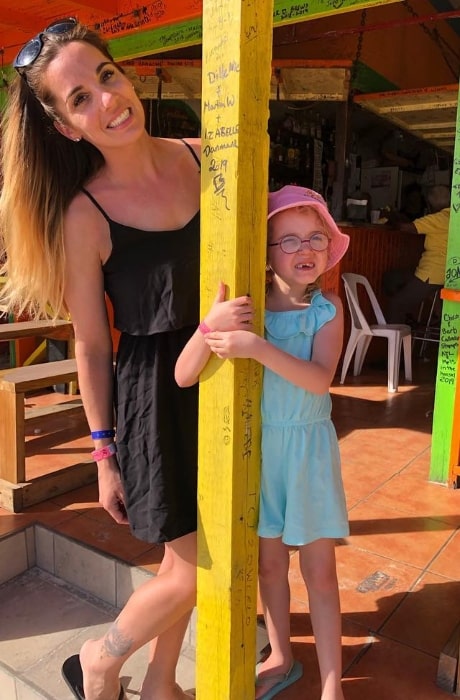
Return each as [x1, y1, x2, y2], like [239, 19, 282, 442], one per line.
[82, 143, 200, 544]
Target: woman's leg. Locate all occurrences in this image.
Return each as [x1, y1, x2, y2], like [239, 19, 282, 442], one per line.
[256, 536, 292, 699]
[141, 544, 194, 698]
[141, 612, 193, 699]
[80, 531, 197, 700]
[299, 538, 345, 700]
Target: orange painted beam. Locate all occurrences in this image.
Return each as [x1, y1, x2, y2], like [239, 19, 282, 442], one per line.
[441, 288, 460, 303]
[97, 0, 202, 38]
[123, 57, 353, 77]
[355, 83, 459, 102]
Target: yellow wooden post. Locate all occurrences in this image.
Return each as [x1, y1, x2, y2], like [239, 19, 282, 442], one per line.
[196, 2, 272, 698]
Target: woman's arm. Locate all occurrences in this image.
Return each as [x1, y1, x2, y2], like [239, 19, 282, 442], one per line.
[204, 293, 344, 395]
[175, 281, 253, 387]
[64, 196, 128, 524]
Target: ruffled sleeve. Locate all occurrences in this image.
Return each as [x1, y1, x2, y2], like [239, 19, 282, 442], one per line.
[265, 291, 337, 340]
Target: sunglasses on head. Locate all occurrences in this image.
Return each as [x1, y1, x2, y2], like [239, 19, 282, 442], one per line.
[13, 18, 77, 74]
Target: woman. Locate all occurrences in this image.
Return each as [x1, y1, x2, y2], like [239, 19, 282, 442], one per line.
[0, 18, 252, 700]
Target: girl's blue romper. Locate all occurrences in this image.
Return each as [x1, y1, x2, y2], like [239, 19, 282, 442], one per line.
[259, 290, 349, 546]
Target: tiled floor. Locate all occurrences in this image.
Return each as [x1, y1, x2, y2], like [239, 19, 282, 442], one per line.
[1, 355, 460, 699]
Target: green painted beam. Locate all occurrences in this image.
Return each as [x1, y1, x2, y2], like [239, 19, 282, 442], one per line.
[430, 91, 460, 485]
[108, 19, 203, 61]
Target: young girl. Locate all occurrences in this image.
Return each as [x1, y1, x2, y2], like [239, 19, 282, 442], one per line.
[176, 185, 350, 700]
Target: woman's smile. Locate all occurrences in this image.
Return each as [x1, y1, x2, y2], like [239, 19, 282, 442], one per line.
[108, 108, 131, 129]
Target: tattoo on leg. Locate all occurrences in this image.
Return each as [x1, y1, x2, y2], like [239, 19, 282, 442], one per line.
[101, 619, 134, 658]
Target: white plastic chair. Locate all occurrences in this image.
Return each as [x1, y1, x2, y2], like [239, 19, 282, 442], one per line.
[340, 272, 412, 393]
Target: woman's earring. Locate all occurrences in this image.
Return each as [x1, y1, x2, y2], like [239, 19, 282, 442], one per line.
[73, 137, 81, 142]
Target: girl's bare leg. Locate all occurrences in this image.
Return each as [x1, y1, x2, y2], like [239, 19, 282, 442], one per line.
[256, 537, 292, 699]
[80, 532, 197, 700]
[299, 538, 345, 700]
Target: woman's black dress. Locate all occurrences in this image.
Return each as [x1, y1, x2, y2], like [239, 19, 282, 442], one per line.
[82, 166, 200, 544]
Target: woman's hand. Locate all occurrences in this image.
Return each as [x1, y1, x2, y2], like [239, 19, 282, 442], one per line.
[204, 281, 253, 332]
[205, 329, 262, 360]
[97, 459, 129, 525]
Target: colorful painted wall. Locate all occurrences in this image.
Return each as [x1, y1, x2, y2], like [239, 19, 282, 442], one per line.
[1, 0, 457, 93]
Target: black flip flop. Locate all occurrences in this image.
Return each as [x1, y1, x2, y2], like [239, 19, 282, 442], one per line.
[62, 654, 124, 700]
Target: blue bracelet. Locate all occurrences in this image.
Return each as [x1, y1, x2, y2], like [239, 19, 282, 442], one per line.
[91, 429, 115, 440]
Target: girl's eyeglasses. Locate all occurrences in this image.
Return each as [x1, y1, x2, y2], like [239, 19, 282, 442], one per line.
[268, 232, 330, 254]
[13, 18, 77, 74]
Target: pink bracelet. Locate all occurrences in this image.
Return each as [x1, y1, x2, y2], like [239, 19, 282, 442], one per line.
[198, 320, 212, 335]
[91, 442, 117, 462]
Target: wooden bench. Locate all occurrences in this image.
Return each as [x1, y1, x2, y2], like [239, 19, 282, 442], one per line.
[0, 318, 74, 342]
[0, 359, 96, 512]
[0, 318, 75, 375]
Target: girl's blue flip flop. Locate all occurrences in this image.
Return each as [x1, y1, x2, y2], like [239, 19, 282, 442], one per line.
[255, 659, 303, 700]
[61, 654, 124, 700]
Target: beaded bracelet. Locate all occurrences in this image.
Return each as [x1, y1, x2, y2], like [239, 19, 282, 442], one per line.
[91, 429, 115, 440]
[91, 443, 117, 462]
[198, 321, 212, 335]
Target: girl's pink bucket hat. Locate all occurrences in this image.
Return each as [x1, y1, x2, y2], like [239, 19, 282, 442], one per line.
[268, 185, 350, 271]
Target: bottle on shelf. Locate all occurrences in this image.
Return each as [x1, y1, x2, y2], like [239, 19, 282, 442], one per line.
[315, 113, 322, 140]
[286, 137, 296, 168]
[273, 130, 285, 165]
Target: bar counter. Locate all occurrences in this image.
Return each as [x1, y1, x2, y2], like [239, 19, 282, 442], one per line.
[322, 222, 425, 363]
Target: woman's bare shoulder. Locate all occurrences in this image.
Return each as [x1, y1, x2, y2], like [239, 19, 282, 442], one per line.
[64, 190, 111, 259]
[155, 136, 201, 160]
[65, 189, 98, 219]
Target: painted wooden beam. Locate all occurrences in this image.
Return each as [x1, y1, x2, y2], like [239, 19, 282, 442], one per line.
[106, 0, 403, 59]
[0, 8, 41, 34]
[430, 91, 460, 485]
[107, 19, 203, 60]
[196, 1, 272, 698]
[0, 0, 406, 68]
[75, 0, 117, 12]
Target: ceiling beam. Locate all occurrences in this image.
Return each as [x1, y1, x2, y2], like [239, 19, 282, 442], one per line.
[377, 100, 458, 113]
[74, 1, 118, 13]
[411, 121, 455, 129]
[0, 8, 42, 34]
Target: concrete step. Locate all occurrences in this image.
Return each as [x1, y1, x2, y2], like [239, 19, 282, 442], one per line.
[0, 525, 268, 700]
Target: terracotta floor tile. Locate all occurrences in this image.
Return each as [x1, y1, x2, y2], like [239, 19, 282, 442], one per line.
[347, 501, 454, 568]
[339, 431, 430, 468]
[131, 545, 166, 574]
[341, 459, 399, 510]
[400, 448, 432, 480]
[336, 544, 424, 631]
[428, 529, 460, 579]
[23, 500, 82, 529]
[287, 544, 423, 632]
[261, 617, 372, 700]
[0, 509, 35, 536]
[380, 571, 460, 657]
[52, 514, 153, 563]
[368, 473, 460, 528]
[342, 635, 450, 700]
